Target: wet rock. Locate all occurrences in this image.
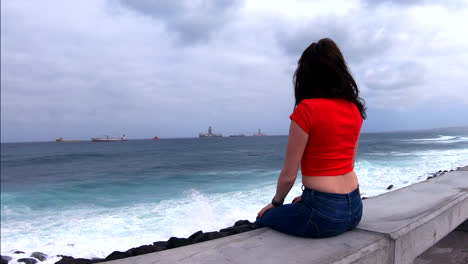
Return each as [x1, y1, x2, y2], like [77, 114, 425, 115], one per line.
[17, 258, 37, 264]
[54, 256, 94, 264]
[386, 184, 394, 190]
[166, 237, 192, 249]
[14, 251, 25, 254]
[31, 252, 48, 261]
[220, 223, 255, 234]
[234, 220, 253, 226]
[193, 231, 229, 243]
[152, 241, 168, 250]
[103, 244, 165, 262]
[1, 255, 12, 264]
[103, 251, 131, 262]
[127, 245, 157, 256]
[188, 230, 203, 241]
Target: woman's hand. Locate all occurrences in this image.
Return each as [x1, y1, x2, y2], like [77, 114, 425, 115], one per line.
[257, 203, 275, 218]
[292, 195, 302, 203]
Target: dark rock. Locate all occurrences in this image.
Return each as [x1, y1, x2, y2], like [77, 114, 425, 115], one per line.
[127, 245, 156, 256]
[362, 197, 368, 200]
[386, 184, 394, 190]
[152, 241, 168, 249]
[220, 223, 256, 235]
[90, 258, 103, 263]
[104, 251, 131, 262]
[31, 252, 48, 261]
[14, 251, 25, 254]
[17, 258, 37, 264]
[188, 230, 203, 241]
[104, 244, 163, 261]
[218, 226, 238, 235]
[234, 220, 253, 226]
[1, 255, 12, 264]
[153, 245, 166, 252]
[54, 256, 94, 264]
[166, 237, 192, 249]
[193, 231, 229, 243]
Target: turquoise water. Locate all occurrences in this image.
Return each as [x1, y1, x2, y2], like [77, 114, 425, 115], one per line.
[1, 128, 468, 261]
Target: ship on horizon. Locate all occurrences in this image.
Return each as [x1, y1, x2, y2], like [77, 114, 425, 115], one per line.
[91, 135, 128, 142]
[253, 129, 267, 136]
[199, 126, 222, 138]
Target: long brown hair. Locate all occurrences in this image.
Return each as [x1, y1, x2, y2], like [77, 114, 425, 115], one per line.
[293, 38, 366, 119]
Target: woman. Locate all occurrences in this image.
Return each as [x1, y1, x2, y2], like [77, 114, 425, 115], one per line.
[256, 38, 366, 238]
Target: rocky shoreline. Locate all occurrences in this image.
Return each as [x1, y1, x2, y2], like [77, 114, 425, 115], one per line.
[2, 166, 464, 264]
[1, 220, 256, 264]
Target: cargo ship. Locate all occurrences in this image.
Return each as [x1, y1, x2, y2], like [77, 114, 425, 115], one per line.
[253, 129, 267, 136]
[199, 126, 222, 137]
[91, 135, 128, 142]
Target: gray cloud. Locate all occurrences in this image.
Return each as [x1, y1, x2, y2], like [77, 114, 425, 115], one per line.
[275, 16, 393, 65]
[364, 62, 426, 92]
[2, 0, 468, 142]
[116, 0, 242, 43]
[362, 0, 465, 8]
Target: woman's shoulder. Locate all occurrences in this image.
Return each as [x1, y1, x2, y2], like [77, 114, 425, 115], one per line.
[300, 98, 346, 106]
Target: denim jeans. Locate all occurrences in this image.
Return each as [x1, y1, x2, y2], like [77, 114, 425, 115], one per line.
[256, 186, 362, 238]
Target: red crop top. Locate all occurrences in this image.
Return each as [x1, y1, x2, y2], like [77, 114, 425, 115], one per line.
[290, 98, 363, 176]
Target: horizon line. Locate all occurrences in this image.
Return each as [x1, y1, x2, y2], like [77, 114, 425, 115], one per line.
[1, 125, 468, 144]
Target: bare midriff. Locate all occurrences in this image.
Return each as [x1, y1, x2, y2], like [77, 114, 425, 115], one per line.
[302, 170, 359, 194]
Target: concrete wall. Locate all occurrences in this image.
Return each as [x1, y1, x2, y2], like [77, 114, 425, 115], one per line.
[102, 169, 468, 264]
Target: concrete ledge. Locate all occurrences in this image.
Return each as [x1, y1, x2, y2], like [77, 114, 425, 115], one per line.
[104, 228, 391, 264]
[100, 169, 468, 264]
[358, 171, 468, 264]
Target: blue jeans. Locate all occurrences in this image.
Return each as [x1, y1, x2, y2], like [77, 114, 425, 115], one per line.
[256, 186, 362, 238]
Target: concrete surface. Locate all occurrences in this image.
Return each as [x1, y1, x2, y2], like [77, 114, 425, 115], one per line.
[103, 228, 391, 264]
[358, 171, 468, 264]
[100, 168, 468, 264]
[414, 222, 468, 264]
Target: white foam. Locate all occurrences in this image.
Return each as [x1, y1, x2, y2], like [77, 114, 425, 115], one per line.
[408, 135, 459, 142]
[1, 180, 304, 261]
[356, 148, 468, 197]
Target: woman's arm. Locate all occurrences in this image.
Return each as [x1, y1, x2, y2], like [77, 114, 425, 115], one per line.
[273, 120, 309, 202]
[258, 120, 308, 217]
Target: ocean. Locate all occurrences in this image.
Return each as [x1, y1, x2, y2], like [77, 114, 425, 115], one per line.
[1, 127, 468, 262]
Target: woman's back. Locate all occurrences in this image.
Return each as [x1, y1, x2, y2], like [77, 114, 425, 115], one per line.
[292, 98, 362, 176]
[291, 98, 362, 193]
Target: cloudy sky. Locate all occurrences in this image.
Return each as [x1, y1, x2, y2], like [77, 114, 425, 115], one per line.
[2, 0, 468, 142]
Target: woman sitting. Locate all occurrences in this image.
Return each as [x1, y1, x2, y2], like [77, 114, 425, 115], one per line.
[256, 38, 366, 238]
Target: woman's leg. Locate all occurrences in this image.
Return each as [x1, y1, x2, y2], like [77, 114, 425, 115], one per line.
[255, 202, 312, 237]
